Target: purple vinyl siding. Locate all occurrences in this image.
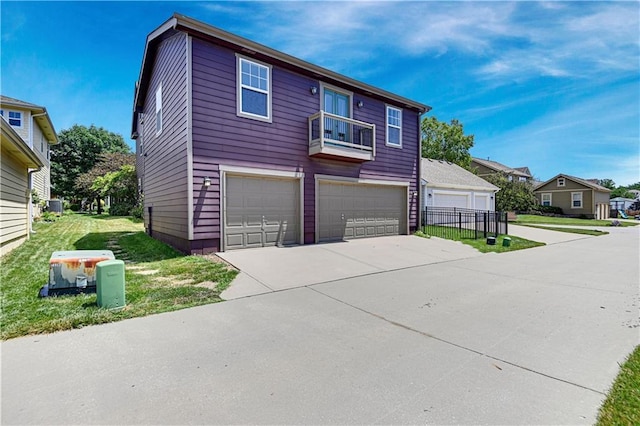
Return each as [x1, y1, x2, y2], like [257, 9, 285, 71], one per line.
[190, 37, 420, 252]
[138, 32, 190, 250]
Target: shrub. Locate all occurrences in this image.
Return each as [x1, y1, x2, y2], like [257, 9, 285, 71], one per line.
[108, 203, 133, 217]
[131, 204, 143, 219]
[532, 205, 564, 215]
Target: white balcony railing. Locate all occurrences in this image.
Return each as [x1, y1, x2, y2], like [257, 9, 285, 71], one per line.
[308, 111, 376, 161]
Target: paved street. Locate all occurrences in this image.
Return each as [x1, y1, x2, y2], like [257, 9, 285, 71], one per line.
[2, 227, 638, 425]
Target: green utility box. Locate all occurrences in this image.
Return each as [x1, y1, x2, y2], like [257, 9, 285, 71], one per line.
[502, 237, 512, 247]
[96, 260, 126, 310]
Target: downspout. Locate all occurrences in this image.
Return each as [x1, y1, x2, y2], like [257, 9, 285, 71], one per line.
[29, 111, 48, 230]
[417, 112, 422, 230]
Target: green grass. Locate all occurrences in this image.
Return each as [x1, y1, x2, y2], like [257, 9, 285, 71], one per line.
[597, 345, 640, 425]
[418, 226, 545, 253]
[0, 213, 237, 340]
[515, 214, 638, 227]
[518, 224, 609, 236]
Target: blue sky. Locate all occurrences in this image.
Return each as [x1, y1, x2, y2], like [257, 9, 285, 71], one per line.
[2, 1, 639, 185]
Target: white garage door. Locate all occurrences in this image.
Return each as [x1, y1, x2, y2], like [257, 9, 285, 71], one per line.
[318, 182, 406, 242]
[474, 194, 489, 210]
[224, 175, 300, 250]
[433, 192, 469, 209]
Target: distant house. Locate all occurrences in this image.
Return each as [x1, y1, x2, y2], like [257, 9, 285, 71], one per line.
[609, 197, 636, 211]
[1, 116, 43, 256]
[131, 14, 430, 253]
[533, 174, 610, 219]
[628, 189, 640, 201]
[421, 159, 498, 211]
[0, 96, 58, 205]
[471, 157, 533, 183]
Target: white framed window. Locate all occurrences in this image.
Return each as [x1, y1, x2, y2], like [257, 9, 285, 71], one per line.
[386, 106, 402, 147]
[237, 55, 272, 122]
[557, 177, 565, 187]
[541, 193, 552, 206]
[518, 176, 527, 182]
[155, 84, 163, 135]
[0, 109, 23, 127]
[571, 192, 583, 208]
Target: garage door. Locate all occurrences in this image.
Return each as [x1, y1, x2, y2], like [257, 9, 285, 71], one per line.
[474, 194, 489, 211]
[433, 192, 469, 209]
[318, 182, 406, 242]
[224, 175, 300, 250]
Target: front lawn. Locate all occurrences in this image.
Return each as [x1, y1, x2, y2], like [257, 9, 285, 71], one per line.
[517, 224, 609, 236]
[417, 227, 544, 253]
[0, 213, 237, 340]
[597, 345, 640, 425]
[515, 214, 638, 227]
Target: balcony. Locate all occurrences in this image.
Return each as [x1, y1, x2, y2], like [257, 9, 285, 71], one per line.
[308, 111, 376, 162]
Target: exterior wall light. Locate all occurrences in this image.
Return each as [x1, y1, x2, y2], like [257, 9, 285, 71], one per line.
[310, 86, 318, 95]
[357, 100, 364, 108]
[204, 177, 211, 187]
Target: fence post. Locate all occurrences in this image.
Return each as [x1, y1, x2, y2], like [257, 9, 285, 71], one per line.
[458, 212, 462, 234]
[494, 211, 499, 237]
[505, 212, 508, 235]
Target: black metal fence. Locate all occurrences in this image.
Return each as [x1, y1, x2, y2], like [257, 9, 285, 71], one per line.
[421, 207, 508, 240]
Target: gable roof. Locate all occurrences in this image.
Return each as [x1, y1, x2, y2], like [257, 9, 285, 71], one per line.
[421, 158, 499, 192]
[533, 174, 611, 192]
[1, 116, 43, 168]
[471, 157, 532, 178]
[132, 14, 431, 137]
[0, 95, 59, 144]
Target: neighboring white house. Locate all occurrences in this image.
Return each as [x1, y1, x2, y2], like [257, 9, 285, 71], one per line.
[1, 116, 44, 256]
[610, 197, 636, 211]
[0, 95, 58, 204]
[421, 158, 499, 211]
[628, 189, 640, 201]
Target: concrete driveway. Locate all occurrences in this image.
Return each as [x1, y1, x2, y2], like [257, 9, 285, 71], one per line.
[2, 227, 638, 424]
[219, 235, 483, 299]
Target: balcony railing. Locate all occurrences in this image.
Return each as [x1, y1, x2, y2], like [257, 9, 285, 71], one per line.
[308, 111, 376, 161]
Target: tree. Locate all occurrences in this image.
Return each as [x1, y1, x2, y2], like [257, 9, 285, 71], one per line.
[598, 179, 616, 190]
[610, 187, 635, 199]
[92, 164, 139, 216]
[75, 153, 136, 214]
[421, 116, 474, 169]
[483, 173, 537, 212]
[51, 125, 130, 199]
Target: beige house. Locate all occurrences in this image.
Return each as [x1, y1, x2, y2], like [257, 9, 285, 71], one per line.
[471, 157, 533, 183]
[1, 117, 44, 256]
[0, 96, 58, 204]
[533, 174, 610, 219]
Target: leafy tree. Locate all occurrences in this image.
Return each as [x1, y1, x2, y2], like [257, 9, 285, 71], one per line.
[610, 187, 635, 199]
[51, 125, 130, 200]
[628, 182, 640, 190]
[421, 116, 474, 169]
[598, 179, 616, 190]
[92, 164, 139, 216]
[75, 153, 135, 214]
[483, 173, 537, 212]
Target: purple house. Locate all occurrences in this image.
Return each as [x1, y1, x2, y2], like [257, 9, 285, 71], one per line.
[131, 14, 430, 253]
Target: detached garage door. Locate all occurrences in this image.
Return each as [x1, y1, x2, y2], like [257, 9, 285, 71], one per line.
[318, 181, 406, 242]
[433, 192, 469, 209]
[225, 175, 300, 250]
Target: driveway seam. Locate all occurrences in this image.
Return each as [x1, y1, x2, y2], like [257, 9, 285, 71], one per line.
[307, 286, 606, 396]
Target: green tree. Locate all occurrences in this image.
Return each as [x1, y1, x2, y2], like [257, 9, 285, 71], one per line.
[483, 173, 537, 212]
[75, 153, 136, 214]
[610, 187, 635, 199]
[92, 164, 139, 216]
[421, 116, 474, 169]
[51, 125, 130, 200]
[598, 179, 616, 190]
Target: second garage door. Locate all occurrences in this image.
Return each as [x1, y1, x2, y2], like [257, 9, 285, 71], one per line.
[432, 192, 470, 209]
[318, 181, 406, 242]
[224, 175, 300, 250]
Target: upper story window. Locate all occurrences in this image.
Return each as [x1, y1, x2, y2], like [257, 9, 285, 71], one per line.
[541, 193, 552, 206]
[237, 56, 272, 122]
[518, 176, 528, 182]
[386, 106, 402, 147]
[155, 84, 163, 135]
[557, 177, 565, 187]
[0, 109, 23, 128]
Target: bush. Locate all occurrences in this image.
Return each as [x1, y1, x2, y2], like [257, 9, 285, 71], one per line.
[108, 203, 133, 216]
[532, 205, 564, 215]
[131, 204, 143, 219]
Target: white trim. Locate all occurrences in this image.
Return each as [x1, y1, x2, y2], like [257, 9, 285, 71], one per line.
[236, 54, 272, 123]
[541, 192, 552, 206]
[219, 165, 305, 251]
[186, 34, 194, 241]
[314, 174, 411, 243]
[385, 104, 402, 148]
[155, 83, 163, 135]
[571, 191, 583, 209]
[314, 174, 409, 187]
[320, 82, 354, 118]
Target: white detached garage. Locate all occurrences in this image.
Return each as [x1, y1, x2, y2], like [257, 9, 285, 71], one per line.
[421, 159, 498, 211]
